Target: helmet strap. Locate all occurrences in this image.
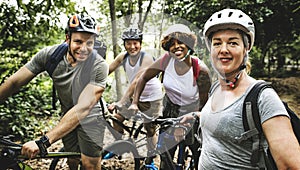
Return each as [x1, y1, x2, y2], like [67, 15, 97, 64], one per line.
[219, 63, 246, 88]
[222, 71, 242, 88]
[67, 39, 77, 62]
[177, 49, 191, 62]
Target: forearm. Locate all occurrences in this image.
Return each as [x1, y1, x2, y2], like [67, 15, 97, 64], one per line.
[132, 77, 146, 105]
[120, 83, 135, 103]
[0, 67, 35, 103]
[121, 71, 142, 103]
[46, 84, 104, 144]
[198, 70, 211, 110]
[46, 105, 90, 144]
[0, 79, 18, 103]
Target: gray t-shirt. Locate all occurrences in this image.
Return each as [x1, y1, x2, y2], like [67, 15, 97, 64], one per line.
[199, 81, 289, 170]
[25, 44, 108, 119]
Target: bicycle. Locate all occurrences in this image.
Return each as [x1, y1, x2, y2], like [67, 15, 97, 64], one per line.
[99, 109, 199, 170]
[0, 134, 141, 170]
[50, 110, 198, 170]
[48, 108, 149, 169]
[1, 111, 197, 170]
[0, 135, 81, 170]
[99, 110, 198, 170]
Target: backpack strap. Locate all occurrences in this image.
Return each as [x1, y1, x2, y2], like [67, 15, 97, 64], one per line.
[159, 53, 171, 83]
[45, 43, 68, 78]
[46, 41, 107, 77]
[238, 81, 272, 167]
[122, 51, 145, 72]
[191, 57, 200, 86]
[45, 43, 68, 109]
[139, 51, 145, 66]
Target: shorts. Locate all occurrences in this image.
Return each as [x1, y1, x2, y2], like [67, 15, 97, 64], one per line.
[62, 116, 105, 157]
[119, 99, 163, 121]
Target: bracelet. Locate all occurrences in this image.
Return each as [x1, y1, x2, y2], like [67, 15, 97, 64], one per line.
[40, 135, 51, 148]
[192, 112, 199, 119]
[35, 135, 51, 156]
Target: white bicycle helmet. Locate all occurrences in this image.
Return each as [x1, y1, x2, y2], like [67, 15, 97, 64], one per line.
[163, 24, 193, 36]
[203, 9, 255, 51]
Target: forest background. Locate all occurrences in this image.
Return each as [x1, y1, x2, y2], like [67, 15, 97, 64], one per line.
[0, 0, 299, 142]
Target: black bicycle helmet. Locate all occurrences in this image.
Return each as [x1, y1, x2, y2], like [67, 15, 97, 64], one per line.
[66, 14, 97, 35]
[121, 28, 143, 40]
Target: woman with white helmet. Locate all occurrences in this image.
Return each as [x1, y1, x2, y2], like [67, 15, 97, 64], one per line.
[129, 24, 211, 169]
[181, 8, 300, 169]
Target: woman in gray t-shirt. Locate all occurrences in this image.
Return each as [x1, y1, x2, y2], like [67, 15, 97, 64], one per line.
[182, 8, 300, 169]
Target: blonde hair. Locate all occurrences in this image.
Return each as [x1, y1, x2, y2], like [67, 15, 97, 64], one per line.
[246, 60, 251, 74]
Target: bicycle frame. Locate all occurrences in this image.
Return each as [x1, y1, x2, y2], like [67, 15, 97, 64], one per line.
[1, 111, 197, 170]
[101, 111, 194, 170]
[0, 136, 81, 170]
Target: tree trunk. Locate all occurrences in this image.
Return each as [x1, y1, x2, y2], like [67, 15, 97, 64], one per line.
[109, 0, 123, 100]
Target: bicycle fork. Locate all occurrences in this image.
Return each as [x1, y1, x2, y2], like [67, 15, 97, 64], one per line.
[157, 132, 187, 170]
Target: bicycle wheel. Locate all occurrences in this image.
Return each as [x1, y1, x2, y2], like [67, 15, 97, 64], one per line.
[102, 140, 141, 170]
[49, 148, 82, 170]
[49, 147, 68, 170]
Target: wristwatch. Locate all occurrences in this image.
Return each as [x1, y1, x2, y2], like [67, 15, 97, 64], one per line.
[35, 135, 51, 156]
[40, 135, 51, 148]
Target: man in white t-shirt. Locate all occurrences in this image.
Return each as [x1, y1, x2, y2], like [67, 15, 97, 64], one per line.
[108, 27, 163, 168]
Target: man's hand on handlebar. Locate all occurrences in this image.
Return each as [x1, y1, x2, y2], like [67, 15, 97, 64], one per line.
[21, 141, 40, 159]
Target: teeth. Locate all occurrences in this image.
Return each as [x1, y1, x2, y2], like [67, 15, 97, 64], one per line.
[175, 51, 182, 55]
[220, 58, 231, 61]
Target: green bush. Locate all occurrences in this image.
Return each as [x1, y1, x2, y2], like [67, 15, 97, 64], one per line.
[0, 49, 60, 141]
[0, 75, 60, 142]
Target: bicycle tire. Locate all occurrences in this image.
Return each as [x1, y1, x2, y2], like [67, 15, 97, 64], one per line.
[49, 147, 67, 170]
[102, 140, 141, 170]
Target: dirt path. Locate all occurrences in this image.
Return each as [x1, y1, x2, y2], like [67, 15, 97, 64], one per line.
[265, 77, 300, 115]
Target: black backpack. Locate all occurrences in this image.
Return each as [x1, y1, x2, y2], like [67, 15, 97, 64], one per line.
[240, 81, 300, 169]
[45, 40, 107, 110]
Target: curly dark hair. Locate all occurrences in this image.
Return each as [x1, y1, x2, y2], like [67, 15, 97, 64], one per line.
[161, 32, 197, 54]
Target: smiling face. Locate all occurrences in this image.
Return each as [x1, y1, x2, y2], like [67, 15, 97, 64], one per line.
[161, 32, 196, 61]
[124, 39, 142, 56]
[210, 29, 247, 76]
[67, 32, 95, 62]
[169, 39, 190, 60]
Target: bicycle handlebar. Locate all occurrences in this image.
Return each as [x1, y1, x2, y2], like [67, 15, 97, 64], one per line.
[134, 111, 189, 133]
[0, 136, 81, 161]
[135, 111, 182, 124]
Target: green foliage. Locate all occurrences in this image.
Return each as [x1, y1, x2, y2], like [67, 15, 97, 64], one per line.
[0, 0, 77, 53]
[0, 75, 60, 142]
[0, 0, 77, 141]
[163, 0, 300, 77]
[249, 47, 268, 77]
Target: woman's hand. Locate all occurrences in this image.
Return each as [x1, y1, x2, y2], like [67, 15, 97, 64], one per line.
[180, 112, 200, 126]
